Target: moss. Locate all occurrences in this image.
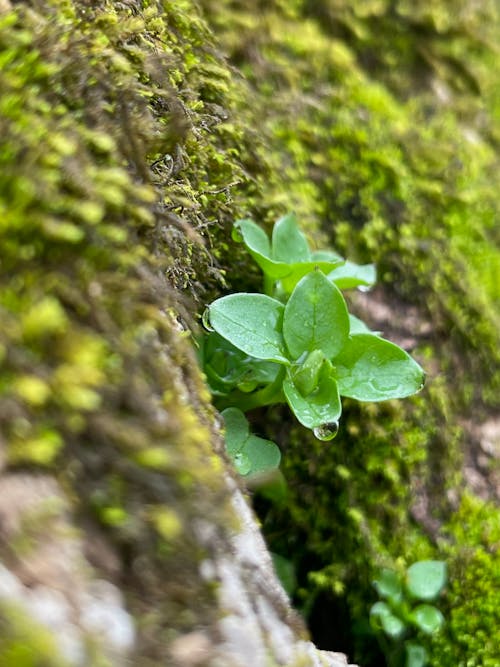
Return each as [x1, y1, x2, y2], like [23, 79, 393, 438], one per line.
[0, 601, 69, 667]
[429, 494, 500, 666]
[0, 0, 258, 659]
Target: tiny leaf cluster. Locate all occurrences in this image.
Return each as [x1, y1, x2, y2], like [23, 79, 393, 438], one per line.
[202, 214, 425, 474]
[370, 560, 447, 667]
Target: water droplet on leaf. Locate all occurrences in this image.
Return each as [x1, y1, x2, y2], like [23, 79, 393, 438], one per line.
[201, 308, 214, 332]
[313, 421, 339, 441]
[357, 285, 371, 293]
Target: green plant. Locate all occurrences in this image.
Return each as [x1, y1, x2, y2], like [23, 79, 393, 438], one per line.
[370, 560, 447, 667]
[202, 214, 424, 473]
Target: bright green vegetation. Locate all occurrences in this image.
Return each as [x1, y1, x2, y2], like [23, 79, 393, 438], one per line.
[203, 216, 423, 471]
[371, 561, 447, 667]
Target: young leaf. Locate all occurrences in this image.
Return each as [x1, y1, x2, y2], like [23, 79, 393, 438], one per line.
[290, 349, 325, 396]
[283, 271, 350, 359]
[221, 407, 249, 455]
[406, 561, 447, 601]
[373, 568, 403, 603]
[335, 334, 425, 401]
[272, 213, 310, 263]
[283, 369, 341, 430]
[279, 259, 345, 293]
[203, 332, 279, 394]
[240, 434, 281, 476]
[348, 313, 374, 335]
[328, 261, 376, 290]
[370, 602, 405, 639]
[221, 408, 281, 476]
[233, 451, 252, 475]
[208, 293, 289, 363]
[311, 249, 344, 263]
[405, 642, 428, 667]
[410, 605, 444, 635]
[234, 219, 291, 279]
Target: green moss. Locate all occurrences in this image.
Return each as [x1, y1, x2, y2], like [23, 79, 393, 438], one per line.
[0, 601, 69, 667]
[428, 494, 500, 666]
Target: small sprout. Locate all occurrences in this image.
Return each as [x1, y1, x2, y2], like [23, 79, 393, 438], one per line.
[201, 215, 425, 474]
[370, 560, 447, 667]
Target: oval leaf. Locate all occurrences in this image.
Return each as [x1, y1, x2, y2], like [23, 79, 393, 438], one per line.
[221, 407, 249, 455]
[291, 349, 325, 396]
[234, 219, 291, 279]
[283, 271, 350, 359]
[348, 313, 373, 335]
[410, 604, 444, 635]
[283, 370, 341, 429]
[406, 560, 447, 601]
[240, 434, 281, 476]
[405, 641, 428, 667]
[370, 602, 405, 639]
[328, 261, 376, 290]
[335, 334, 425, 401]
[272, 213, 310, 263]
[311, 250, 344, 263]
[208, 293, 289, 363]
[373, 568, 402, 603]
[279, 259, 346, 293]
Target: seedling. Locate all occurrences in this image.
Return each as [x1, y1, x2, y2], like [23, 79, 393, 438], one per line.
[370, 560, 447, 667]
[201, 214, 424, 474]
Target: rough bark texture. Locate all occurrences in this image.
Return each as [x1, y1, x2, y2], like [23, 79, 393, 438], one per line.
[0, 0, 499, 666]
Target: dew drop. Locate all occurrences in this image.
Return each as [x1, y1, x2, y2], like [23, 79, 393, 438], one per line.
[201, 308, 214, 332]
[357, 284, 371, 293]
[313, 421, 339, 441]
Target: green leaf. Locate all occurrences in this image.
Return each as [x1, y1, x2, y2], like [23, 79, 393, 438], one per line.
[221, 407, 249, 455]
[348, 313, 373, 335]
[373, 569, 403, 603]
[208, 293, 289, 363]
[279, 259, 345, 293]
[221, 408, 281, 476]
[233, 451, 252, 475]
[405, 642, 428, 667]
[283, 271, 350, 359]
[311, 250, 344, 263]
[234, 219, 291, 279]
[203, 333, 279, 394]
[410, 604, 444, 635]
[271, 213, 310, 263]
[406, 561, 447, 601]
[290, 349, 325, 396]
[328, 261, 376, 289]
[370, 602, 405, 639]
[335, 334, 425, 401]
[240, 434, 281, 476]
[283, 368, 341, 430]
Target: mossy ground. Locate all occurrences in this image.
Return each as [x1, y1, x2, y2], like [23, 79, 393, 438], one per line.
[1, 0, 499, 664]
